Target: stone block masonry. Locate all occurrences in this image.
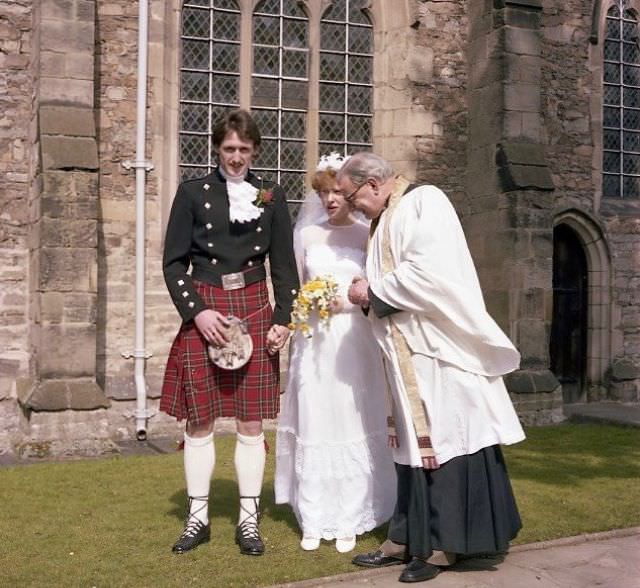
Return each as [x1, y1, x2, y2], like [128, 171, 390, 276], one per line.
[6, 0, 112, 459]
[1, 0, 638, 458]
[0, 0, 36, 455]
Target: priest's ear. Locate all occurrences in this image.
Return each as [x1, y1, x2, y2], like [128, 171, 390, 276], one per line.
[367, 178, 379, 194]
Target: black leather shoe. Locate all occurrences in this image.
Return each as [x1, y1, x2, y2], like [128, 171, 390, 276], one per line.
[398, 558, 440, 583]
[235, 520, 265, 556]
[352, 549, 408, 568]
[172, 518, 211, 553]
[236, 495, 265, 556]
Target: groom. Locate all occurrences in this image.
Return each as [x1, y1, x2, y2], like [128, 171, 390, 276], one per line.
[340, 152, 525, 583]
[161, 109, 298, 556]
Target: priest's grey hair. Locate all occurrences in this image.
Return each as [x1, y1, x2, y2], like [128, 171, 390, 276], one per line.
[337, 152, 394, 185]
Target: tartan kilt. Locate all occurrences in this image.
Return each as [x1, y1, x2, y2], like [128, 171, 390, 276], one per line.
[160, 279, 280, 424]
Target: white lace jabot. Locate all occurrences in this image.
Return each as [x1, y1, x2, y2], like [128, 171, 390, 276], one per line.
[227, 180, 263, 223]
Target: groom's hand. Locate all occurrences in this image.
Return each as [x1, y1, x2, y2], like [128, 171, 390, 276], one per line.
[348, 277, 370, 307]
[194, 309, 230, 346]
[266, 324, 290, 355]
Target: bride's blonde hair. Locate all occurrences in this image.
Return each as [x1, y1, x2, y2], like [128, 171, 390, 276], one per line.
[311, 169, 337, 192]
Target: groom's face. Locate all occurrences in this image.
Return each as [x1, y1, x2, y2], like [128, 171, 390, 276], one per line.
[216, 131, 256, 180]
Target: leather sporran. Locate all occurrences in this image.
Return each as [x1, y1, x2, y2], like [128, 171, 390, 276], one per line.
[207, 315, 253, 370]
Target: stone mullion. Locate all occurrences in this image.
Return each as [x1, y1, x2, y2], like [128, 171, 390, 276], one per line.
[304, 0, 325, 183]
[239, 0, 256, 109]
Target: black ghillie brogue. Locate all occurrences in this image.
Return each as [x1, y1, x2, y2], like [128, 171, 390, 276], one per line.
[235, 496, 265, 556]
[172, 496, 211, 554]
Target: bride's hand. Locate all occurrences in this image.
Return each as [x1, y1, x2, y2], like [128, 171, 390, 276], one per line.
[329, 296, 344, 313]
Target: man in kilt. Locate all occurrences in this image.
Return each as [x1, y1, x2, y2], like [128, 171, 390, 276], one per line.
[161, 109, 299, 556]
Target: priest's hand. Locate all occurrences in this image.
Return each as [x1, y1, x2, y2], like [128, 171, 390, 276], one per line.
[348, 277, 370, 308]
[266, 324, 290, 355]
[194, 309, 230, 347]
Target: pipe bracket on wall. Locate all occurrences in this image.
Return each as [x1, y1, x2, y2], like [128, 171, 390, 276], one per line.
[121, 350, 153, 360]
[122, 159, 154, 172]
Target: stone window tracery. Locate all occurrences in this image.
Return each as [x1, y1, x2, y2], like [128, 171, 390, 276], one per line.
[603, 0, 640, 198]
[178, 0, 373, 209]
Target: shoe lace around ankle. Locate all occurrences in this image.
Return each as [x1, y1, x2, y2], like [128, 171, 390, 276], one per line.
[238, 518, 260, 540]
[181, 495, 208, 537]
[238, 495, 261, 537]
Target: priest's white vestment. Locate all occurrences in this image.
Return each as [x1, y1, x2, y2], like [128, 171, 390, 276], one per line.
[367, 184, 525, 468]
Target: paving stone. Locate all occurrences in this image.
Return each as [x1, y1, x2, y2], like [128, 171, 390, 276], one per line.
[272, 532, 640, 588]
[565, 402, 640, 427]
[611, 358, 640, 381]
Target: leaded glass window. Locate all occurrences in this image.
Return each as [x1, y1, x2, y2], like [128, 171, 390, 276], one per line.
[179, 1, 241, 180]
[319, 0, 373, 156]
[178, 0, 374, 208]
[252, 0, 309, 202]
[603, 1, 640, 198]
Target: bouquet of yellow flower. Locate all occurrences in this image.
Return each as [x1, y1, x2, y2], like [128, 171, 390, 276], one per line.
[288, 276, 339, 338]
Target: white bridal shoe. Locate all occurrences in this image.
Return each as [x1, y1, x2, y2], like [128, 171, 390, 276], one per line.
[335, 536, 356, 553]
[300, 536, 321, 551]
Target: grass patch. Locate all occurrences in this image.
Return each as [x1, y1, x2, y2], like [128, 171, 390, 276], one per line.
[0, 424, 638, 587]
[505, 423, 640, 544]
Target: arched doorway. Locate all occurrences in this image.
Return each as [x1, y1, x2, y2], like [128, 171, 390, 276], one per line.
[550, 224, 588, 404]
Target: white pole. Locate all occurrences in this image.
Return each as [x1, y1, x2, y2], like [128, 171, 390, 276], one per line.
[130, 0, 153, 440]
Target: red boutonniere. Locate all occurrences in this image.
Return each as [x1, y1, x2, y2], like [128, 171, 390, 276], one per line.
[254, 188, 274, 207]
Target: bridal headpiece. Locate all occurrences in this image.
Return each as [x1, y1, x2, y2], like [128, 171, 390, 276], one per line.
[316, 152, 350, 172]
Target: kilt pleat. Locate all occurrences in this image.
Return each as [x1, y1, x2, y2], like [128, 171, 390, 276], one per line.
[160, 279, 280, 424]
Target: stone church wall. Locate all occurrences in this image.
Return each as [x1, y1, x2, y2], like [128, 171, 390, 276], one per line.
[0, 0, 638, 458]
[0, 0, 34, 451]
[95, 0, 179, 434]
[411, 0, 469, 206]
[541, 0, 639, 401]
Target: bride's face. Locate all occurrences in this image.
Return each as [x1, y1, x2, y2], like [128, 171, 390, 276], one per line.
[318, 181, 352, 225]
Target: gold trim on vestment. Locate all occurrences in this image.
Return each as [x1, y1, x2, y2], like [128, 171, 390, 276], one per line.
[375, 176, 438, 469]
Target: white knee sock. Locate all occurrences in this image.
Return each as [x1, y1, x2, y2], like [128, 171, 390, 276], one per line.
[234, 432, 266, 525]
[184, 432, 215, 526]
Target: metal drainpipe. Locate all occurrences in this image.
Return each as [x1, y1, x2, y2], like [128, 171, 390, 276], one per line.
[122, 0, 154, 441]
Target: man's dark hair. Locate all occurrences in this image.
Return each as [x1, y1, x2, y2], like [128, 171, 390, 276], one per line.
[212, 109, 261, 149]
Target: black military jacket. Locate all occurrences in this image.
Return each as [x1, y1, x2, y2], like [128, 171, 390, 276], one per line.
[163, 168, 299, 325]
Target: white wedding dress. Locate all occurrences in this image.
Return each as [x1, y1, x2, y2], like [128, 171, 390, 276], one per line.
[275, 219, 396, 540]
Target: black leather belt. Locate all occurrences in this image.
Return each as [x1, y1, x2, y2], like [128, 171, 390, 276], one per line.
[192, 264, 266, 290]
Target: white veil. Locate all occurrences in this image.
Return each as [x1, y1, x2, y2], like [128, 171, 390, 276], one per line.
[293, 191, 326, 281]
[293, 153, 351, 281]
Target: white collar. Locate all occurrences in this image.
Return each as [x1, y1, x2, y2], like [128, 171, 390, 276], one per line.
[226, 181, 263, 223]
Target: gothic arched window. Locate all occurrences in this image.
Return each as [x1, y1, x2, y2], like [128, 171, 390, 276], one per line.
[603, 0, 640, 198]
[178, 0, 373, 208]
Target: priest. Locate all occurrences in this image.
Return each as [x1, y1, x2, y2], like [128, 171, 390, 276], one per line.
[340, 152, 525, 583]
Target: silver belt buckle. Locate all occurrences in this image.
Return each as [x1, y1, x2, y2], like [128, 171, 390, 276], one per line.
[221, 271, 245, 291]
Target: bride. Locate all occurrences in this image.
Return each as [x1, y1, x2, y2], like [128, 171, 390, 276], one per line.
[275, 153, 396, 553]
